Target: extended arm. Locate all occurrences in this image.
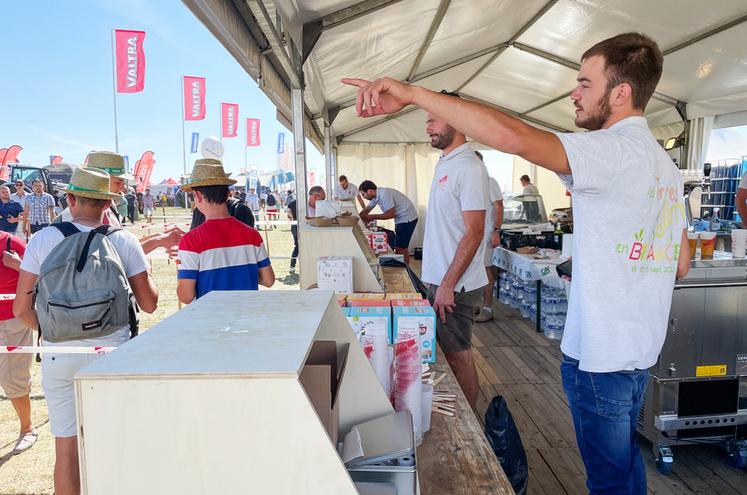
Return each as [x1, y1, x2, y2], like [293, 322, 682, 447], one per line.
[342, 78, 571, 174]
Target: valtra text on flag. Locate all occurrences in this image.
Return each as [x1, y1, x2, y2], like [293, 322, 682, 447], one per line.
[246, 118, 260, 146]
[183, 76, 206, 121]
[221, 103, 239, 138]
[115, 30, 146, 93]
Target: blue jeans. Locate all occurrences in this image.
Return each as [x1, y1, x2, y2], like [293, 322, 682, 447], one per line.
[561, 354, 648, 495]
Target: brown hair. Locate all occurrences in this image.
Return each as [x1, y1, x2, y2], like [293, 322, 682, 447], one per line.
[582, 33, 663, 110]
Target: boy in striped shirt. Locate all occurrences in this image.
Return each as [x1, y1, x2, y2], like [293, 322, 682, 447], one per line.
[177, 159, 274, 304]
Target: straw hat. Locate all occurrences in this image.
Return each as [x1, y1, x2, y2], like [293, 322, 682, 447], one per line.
[182, 158, 237, 191]
[86, 151, 135, 180]
[61, 167, 121, 201]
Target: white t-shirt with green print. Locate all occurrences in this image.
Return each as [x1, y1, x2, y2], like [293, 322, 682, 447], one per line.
[556, 116, 685, 373]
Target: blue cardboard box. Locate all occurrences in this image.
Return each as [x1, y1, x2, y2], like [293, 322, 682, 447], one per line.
[392, 306, 437, 364]
[347, 306, 391, 341]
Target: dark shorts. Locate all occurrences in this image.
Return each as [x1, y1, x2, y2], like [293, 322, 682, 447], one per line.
[394, 219, 418, 249]
[426, 284, 482, 353]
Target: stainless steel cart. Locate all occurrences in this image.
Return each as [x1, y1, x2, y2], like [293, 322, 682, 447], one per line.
[637, 253, 747, 473]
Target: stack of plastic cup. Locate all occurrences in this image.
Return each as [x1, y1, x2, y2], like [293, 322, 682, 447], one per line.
[359, 327, 393, 399]
[732, 229, 747, 259]
[394, 329, 423, 445]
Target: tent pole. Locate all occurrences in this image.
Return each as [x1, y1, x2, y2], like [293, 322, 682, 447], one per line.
[324, 122, 333, 197]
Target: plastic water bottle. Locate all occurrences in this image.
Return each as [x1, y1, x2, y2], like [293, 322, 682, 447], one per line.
[710, 208, 721, 232]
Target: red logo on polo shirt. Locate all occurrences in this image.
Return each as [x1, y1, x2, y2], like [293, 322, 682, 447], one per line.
[438, 175, 448, 185]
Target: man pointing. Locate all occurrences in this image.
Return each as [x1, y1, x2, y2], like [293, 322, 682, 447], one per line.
[343, 32, 690, 494]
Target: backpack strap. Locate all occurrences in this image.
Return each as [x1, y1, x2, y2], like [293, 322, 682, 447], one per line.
[76, 226, 120, 273]
[52, 222, 81, 238]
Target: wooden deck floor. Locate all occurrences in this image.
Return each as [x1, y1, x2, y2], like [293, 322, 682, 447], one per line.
[472, 301, 747, 495]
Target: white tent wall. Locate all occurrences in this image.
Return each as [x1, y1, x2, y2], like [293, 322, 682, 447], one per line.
[687, 116, 715, 171]
[337, 143, 440, 249]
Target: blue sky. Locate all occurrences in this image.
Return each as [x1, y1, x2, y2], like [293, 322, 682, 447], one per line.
[0, 0, 324, 182]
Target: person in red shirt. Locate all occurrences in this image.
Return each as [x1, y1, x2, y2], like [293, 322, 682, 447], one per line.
[0, 231, 37, 454]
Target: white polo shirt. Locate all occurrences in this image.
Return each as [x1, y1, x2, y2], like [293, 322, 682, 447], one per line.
[555, 116, 685, 373]
[422, 143, 489, 292]
[368, 187, 418, 224]
[334, 183, 358, 201]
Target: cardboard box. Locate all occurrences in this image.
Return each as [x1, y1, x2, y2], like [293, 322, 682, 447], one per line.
[386, 293, 422, 300]
[392, 306, 437, 364]
[390, 299, 430, 307]
[348, 293, 387, 300]
[349, 299, 391, 308]
[317, 256, 354, 294]
[347, 307, 391, 342]
[299, 341, 349, 446]
[364, 232, 389, 255]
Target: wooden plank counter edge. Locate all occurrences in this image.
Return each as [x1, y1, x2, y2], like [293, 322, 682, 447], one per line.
[417, 347, 515, 495]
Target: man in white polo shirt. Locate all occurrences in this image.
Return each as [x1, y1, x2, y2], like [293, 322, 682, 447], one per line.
[333, 175, 360, 204]
[359, 181, 419, 264]
[343, 32, 691, 494]
[420, 92, 488, 409]
[474, 151, 504, 323]
[736, 171, 747, 226]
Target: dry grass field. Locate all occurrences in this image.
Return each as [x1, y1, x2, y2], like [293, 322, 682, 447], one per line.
[0, 207, 298, 494]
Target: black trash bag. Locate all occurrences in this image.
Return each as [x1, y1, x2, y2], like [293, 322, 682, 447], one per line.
[484, 395, 528, 495]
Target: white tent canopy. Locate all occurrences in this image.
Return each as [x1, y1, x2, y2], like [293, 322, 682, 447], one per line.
[184, 0, 747, 231]
[185, 0, 747, 146]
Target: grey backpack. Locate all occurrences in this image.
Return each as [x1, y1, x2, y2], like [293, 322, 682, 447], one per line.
[35, 223, 134, 342]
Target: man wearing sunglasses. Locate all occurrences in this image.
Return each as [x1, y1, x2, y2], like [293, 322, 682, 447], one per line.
[10, 181, 28, 237]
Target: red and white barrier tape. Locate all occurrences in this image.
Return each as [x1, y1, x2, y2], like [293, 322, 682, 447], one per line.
[1, 345, 116, 354]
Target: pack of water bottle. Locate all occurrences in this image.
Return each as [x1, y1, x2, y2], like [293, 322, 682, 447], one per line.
[539, 283, 567, 340]
[498, 273, 567, 339]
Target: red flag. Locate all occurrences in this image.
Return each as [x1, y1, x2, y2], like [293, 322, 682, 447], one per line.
[0, 145, 22, 181]
[115, 30, 146, 93]
[246, 118, 261, 147]
[183, 76, 206, 121]
[133, 151, 156, 193]
[221, 103, 239, 138]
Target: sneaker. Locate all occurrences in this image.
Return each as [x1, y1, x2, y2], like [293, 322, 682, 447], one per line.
[475, 308, 494, 323]
[12, 428, 38, 454]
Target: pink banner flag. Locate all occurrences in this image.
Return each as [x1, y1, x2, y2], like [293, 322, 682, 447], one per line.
[183, 76, 206, 121]
[246, 118, 261, 147]
[221, 103, 239, 138]
[133, 151, 156, 193]
[115, 30, 146, 93]
[0, 145, 22, 181]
